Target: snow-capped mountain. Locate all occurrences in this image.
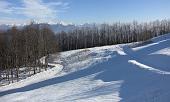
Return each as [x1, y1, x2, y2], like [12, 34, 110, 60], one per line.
[50, 23, 76, 33]
[0, 20, 76, 33]
[0, 22, 99, 33]
[0, 24, 11, 31]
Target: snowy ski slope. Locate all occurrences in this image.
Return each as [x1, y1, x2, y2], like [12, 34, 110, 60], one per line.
[0, 34, 170, 102]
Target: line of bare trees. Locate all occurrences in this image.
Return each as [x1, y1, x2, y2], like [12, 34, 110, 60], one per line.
[0, 23, 58, 84]
[56, 20, 170, 51]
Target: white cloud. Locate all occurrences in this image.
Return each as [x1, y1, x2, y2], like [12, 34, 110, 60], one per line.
[0, 1, 13, 14]
[0, 0, 69, 24]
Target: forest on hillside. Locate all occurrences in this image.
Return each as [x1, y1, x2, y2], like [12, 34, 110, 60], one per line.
[0, 23, 58, 84]
[1, 20, 170, 84]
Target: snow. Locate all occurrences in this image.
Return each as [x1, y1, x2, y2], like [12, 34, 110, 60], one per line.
[150, 48, 170, 56]
[0, 64, 63, 92]
[1, 34, 170, 102]
[128, 60, 170, 75]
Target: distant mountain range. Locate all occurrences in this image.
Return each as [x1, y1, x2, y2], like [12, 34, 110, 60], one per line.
[50, 24, 77, 33]
[0, 22, 101, 33]
[0, 23, 77, 33]
[0, 23, 98, 33]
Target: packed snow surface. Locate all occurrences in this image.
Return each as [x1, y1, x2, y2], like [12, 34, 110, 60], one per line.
[0, 34, 170, 102]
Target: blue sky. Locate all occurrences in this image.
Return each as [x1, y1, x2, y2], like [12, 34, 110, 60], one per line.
[0, 0, 170, 24]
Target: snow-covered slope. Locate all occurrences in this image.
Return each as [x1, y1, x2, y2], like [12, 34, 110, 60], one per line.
[0, 34, 170, 102]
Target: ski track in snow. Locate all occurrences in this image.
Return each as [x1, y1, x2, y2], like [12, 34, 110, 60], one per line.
[0, 34, 170, 102]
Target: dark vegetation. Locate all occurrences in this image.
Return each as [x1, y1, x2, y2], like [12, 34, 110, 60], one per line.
[0, 23, 58, 84]
[0, 19, 170, 84]
[57, 20, 170, 51]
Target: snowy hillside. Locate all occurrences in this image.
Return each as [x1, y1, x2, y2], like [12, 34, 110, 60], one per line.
[0, 34, 170, 102]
